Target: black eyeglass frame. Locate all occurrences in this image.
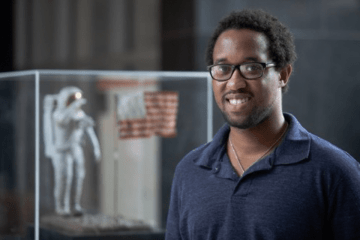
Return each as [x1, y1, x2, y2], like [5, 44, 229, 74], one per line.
[207, 62, 276, 81]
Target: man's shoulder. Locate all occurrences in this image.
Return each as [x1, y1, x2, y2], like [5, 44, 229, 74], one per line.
[308, 132, 359, 170]
[176, 142, 212, 169]
[309, 132, 351, 157]
[176, 124, 230, 171]
[171, 141, 216, 187]
[284, 113, 357, 166]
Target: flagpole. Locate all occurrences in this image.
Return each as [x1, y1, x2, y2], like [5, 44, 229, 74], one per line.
[114, 109, 118, 216]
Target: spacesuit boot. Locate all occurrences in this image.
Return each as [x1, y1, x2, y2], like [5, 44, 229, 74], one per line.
[73, 204, 84, 217]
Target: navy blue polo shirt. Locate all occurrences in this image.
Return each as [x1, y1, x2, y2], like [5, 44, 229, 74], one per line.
[165, 113, 360, 240]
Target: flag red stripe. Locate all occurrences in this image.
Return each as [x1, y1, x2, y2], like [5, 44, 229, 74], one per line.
[120, 127, 176, 132]
[145, 91, 178, 96]
[119, 129, 176, 139]
[120, 132, 177, 139]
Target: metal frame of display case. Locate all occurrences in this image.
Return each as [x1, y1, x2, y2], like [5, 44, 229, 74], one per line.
[0, 69, 213, 240]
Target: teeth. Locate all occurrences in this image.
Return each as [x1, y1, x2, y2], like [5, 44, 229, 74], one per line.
[229, 98, 249, 105]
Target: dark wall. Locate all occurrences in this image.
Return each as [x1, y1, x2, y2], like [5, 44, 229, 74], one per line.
[0, 1, 20, 236]
[160, 0, 197, 228]
[0, 1, 14, 72]
[0, 1, 15, 189]
[284, 39, 360, 160]
[161, 0, 196, 71]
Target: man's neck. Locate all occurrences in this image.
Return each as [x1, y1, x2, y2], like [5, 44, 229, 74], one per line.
[228, 113, 287, 159]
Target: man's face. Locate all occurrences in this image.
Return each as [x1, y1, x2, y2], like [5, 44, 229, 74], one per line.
[212, 29, 284, 129]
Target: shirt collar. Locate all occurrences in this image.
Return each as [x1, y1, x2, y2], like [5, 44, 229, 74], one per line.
[274, 113, 311, 165]
[193, 113, 311, 170]
[193, 123, 229, 169]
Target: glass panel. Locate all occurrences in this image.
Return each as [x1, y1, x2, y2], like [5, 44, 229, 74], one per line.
[0, 74, 36, 239]
[34, 70, 209, 239]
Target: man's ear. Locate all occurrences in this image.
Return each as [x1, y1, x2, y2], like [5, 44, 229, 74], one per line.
[279, 64, 292, 88]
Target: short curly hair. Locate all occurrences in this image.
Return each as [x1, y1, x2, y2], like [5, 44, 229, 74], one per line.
[205, 9, 297, 93]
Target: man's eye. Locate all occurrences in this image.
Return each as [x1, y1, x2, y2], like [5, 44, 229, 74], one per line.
[245, 64, 262, 72]
[218, 66, 231, 73]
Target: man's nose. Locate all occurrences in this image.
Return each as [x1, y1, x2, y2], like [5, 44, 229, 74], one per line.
[227, 67, 246, 89]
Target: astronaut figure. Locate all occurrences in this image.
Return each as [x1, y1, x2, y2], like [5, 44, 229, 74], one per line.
[43, 86, 101, 216]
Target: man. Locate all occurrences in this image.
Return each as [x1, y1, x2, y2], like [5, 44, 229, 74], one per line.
[165, 9, 360, 239]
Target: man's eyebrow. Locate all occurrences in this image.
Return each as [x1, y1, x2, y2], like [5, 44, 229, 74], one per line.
[214, 57, 260, 64]
[244, 57, 259, 62]
[214, 58, 227, 64]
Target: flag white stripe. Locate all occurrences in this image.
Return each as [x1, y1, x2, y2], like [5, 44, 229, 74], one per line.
[120, 121, 177, 129]
[120, 129, 176, 137]
[145, 95, 178, 100]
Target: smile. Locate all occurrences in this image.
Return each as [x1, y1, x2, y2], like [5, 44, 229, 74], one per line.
[228, 97, 250, 105]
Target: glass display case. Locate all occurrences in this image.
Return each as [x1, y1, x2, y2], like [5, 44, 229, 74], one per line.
[0, 70, 212, 240]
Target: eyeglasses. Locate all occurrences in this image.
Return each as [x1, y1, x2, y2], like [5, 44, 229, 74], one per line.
[207, 62, 276, 81]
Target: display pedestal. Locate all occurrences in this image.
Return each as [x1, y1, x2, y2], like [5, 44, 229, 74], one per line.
[25, 225, 165, 240]
[25, 213, 165, 240]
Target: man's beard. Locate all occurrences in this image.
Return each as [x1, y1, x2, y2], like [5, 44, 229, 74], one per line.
[220, 105, 273, 129]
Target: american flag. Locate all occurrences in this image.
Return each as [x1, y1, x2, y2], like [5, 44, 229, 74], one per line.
[116, 91, 179, 139]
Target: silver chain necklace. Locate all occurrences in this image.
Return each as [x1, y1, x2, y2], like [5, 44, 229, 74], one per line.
[229, 122, 288, 176]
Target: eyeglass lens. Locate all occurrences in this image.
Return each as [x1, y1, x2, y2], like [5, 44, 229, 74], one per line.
[210, 63, 265, 80]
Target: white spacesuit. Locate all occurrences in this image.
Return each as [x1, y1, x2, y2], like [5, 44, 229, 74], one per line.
[43, 86, 101, 216]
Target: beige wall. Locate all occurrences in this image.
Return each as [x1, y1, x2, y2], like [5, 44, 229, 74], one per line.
[98, 78, 161, 228]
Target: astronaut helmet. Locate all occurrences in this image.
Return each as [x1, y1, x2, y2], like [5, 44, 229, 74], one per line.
[57, 86, 84, 109]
